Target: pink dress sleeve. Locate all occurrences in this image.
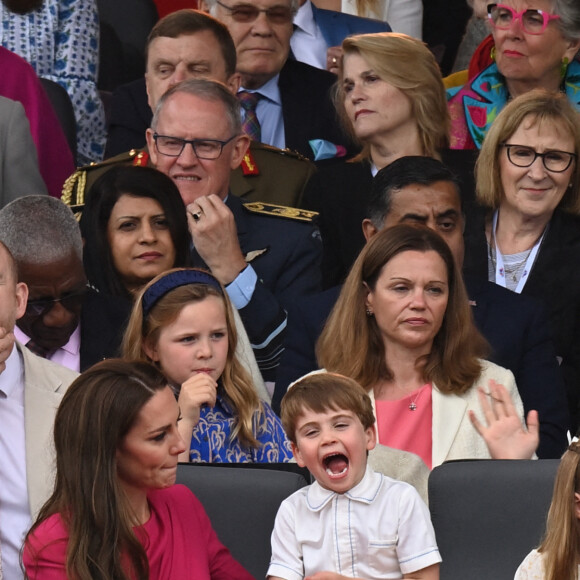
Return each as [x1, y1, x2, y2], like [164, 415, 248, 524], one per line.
[23, 514, 69, 580]
[145, 485, 254, 580]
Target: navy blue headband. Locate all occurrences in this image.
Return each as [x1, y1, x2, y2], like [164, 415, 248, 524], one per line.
[142, 269, 223, 316]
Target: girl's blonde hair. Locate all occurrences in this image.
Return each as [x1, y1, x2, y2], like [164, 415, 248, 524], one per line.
[335, 33, 449, 161]
[122, 268, 262, 448]
[538, 442, 580, 580]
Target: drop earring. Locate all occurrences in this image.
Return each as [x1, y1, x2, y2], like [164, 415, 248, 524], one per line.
[561, 56, 570, 79]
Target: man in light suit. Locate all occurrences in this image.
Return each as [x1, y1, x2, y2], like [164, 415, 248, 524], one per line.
[0, 241, 77, 580]
[0, 95, 47, 207]
[291, 0, 390, 71]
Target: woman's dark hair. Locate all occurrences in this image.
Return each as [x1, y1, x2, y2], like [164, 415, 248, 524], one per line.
[25, 359, 170, 580]
[80, 165, 191, 297]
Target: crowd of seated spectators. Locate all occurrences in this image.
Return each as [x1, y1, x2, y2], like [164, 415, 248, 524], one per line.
[0, 0, 579, 577]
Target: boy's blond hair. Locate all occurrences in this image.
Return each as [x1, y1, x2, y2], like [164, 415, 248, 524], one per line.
[281, 372, 375, 444]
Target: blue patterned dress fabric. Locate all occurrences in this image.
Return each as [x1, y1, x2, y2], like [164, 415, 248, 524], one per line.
[189, 386, 293, 463]
[0, 0, 106, 164]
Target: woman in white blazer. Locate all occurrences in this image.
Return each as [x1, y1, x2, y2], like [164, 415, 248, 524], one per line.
[316, 225, 538, 469]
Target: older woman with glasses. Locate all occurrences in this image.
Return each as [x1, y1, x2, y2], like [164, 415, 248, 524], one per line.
[464, 90, 580, 431]
[448, 0, 580, 150]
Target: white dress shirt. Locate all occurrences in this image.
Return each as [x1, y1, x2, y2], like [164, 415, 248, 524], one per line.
[268, 466, 440, 579]
[0, 346, 30, 580]
[291, 0, 328, 69]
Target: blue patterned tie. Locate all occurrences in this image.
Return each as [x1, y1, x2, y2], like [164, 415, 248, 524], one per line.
[238, 91, 262, 142]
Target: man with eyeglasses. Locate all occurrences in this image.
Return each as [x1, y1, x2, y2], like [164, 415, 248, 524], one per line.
[0, 238, 77, 580]
[0, 196, 127, 372]
[81, 9, 316, 211]
[146, 78, 322, 382]
[200, 0, 352, 159]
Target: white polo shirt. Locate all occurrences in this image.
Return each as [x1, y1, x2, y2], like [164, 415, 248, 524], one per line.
[268, 466, 440, 579]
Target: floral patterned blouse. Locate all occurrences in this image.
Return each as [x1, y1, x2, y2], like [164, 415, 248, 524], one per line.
[0, 0, 106, 164]
[447, 60, 580, 151]
[189, 386, 293, 463]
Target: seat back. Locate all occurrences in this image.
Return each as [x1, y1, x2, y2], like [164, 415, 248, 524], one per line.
[39, 78, 77, 162]
[176, 463, 310, 579]
[428, 459, 559, 580]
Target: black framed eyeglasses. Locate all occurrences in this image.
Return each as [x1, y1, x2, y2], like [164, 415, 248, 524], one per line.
[214, 0, 294, 23]
[153, 133, 237, 159]
[26, 288, 88, 317]
[487, 3, 561, 35]
[501, 144, 577, 173]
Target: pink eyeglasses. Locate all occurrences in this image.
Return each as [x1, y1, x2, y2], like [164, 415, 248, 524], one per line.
[487, 3, 561, 35]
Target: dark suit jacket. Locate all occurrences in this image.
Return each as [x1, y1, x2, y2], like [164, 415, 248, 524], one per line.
[275, 58, 351, 160]
[301, 150, 479, 288]
[191, 194, 322, 381]
[105, 76, 151, 157]
[464, 208, 580, 433]
[274, 277, 568, 458]
[80, 289, 131, 370]
[105, 63, 350, 162]
[311, 3, 391, 47]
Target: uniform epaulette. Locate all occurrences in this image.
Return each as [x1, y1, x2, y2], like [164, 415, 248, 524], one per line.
[243, 201, 319, 222]
[61, 149, 149, 213]
[240, 143, 310, 176]
[255, 142, 310, 162]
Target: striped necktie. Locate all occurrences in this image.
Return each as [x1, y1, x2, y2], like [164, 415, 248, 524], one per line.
[238, 91, 262, 142]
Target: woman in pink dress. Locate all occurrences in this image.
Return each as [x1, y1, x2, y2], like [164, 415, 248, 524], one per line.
[23, 359, 253, 580]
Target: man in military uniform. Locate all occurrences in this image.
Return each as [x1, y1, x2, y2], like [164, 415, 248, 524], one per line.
[63, 10, 315, 211]
[147, 78, 321, 382]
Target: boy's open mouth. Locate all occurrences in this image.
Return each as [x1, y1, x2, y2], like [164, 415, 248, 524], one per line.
[323, 453, 349, 477]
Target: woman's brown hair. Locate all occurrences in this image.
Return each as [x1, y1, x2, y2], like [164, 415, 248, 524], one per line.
[317, 225, 487, 394]
[24, 359, 169, 580]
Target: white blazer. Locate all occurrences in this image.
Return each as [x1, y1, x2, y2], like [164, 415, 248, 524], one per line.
[371, 360, 524, 469]
[22, 342, 78, 517]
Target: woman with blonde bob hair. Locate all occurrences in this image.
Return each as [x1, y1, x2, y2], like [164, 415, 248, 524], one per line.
[316, 224, 538, 469]
[123, 268, 291, 463]
[476, 90, 580, 214]
[464, 89, 580, 430]
[335, 33, 449, 160]
[515, 442, 580, 580]
[302, 33, 470, 288]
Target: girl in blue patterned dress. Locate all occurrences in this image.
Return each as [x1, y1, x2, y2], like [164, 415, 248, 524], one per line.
[123, 268, 293, 463]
